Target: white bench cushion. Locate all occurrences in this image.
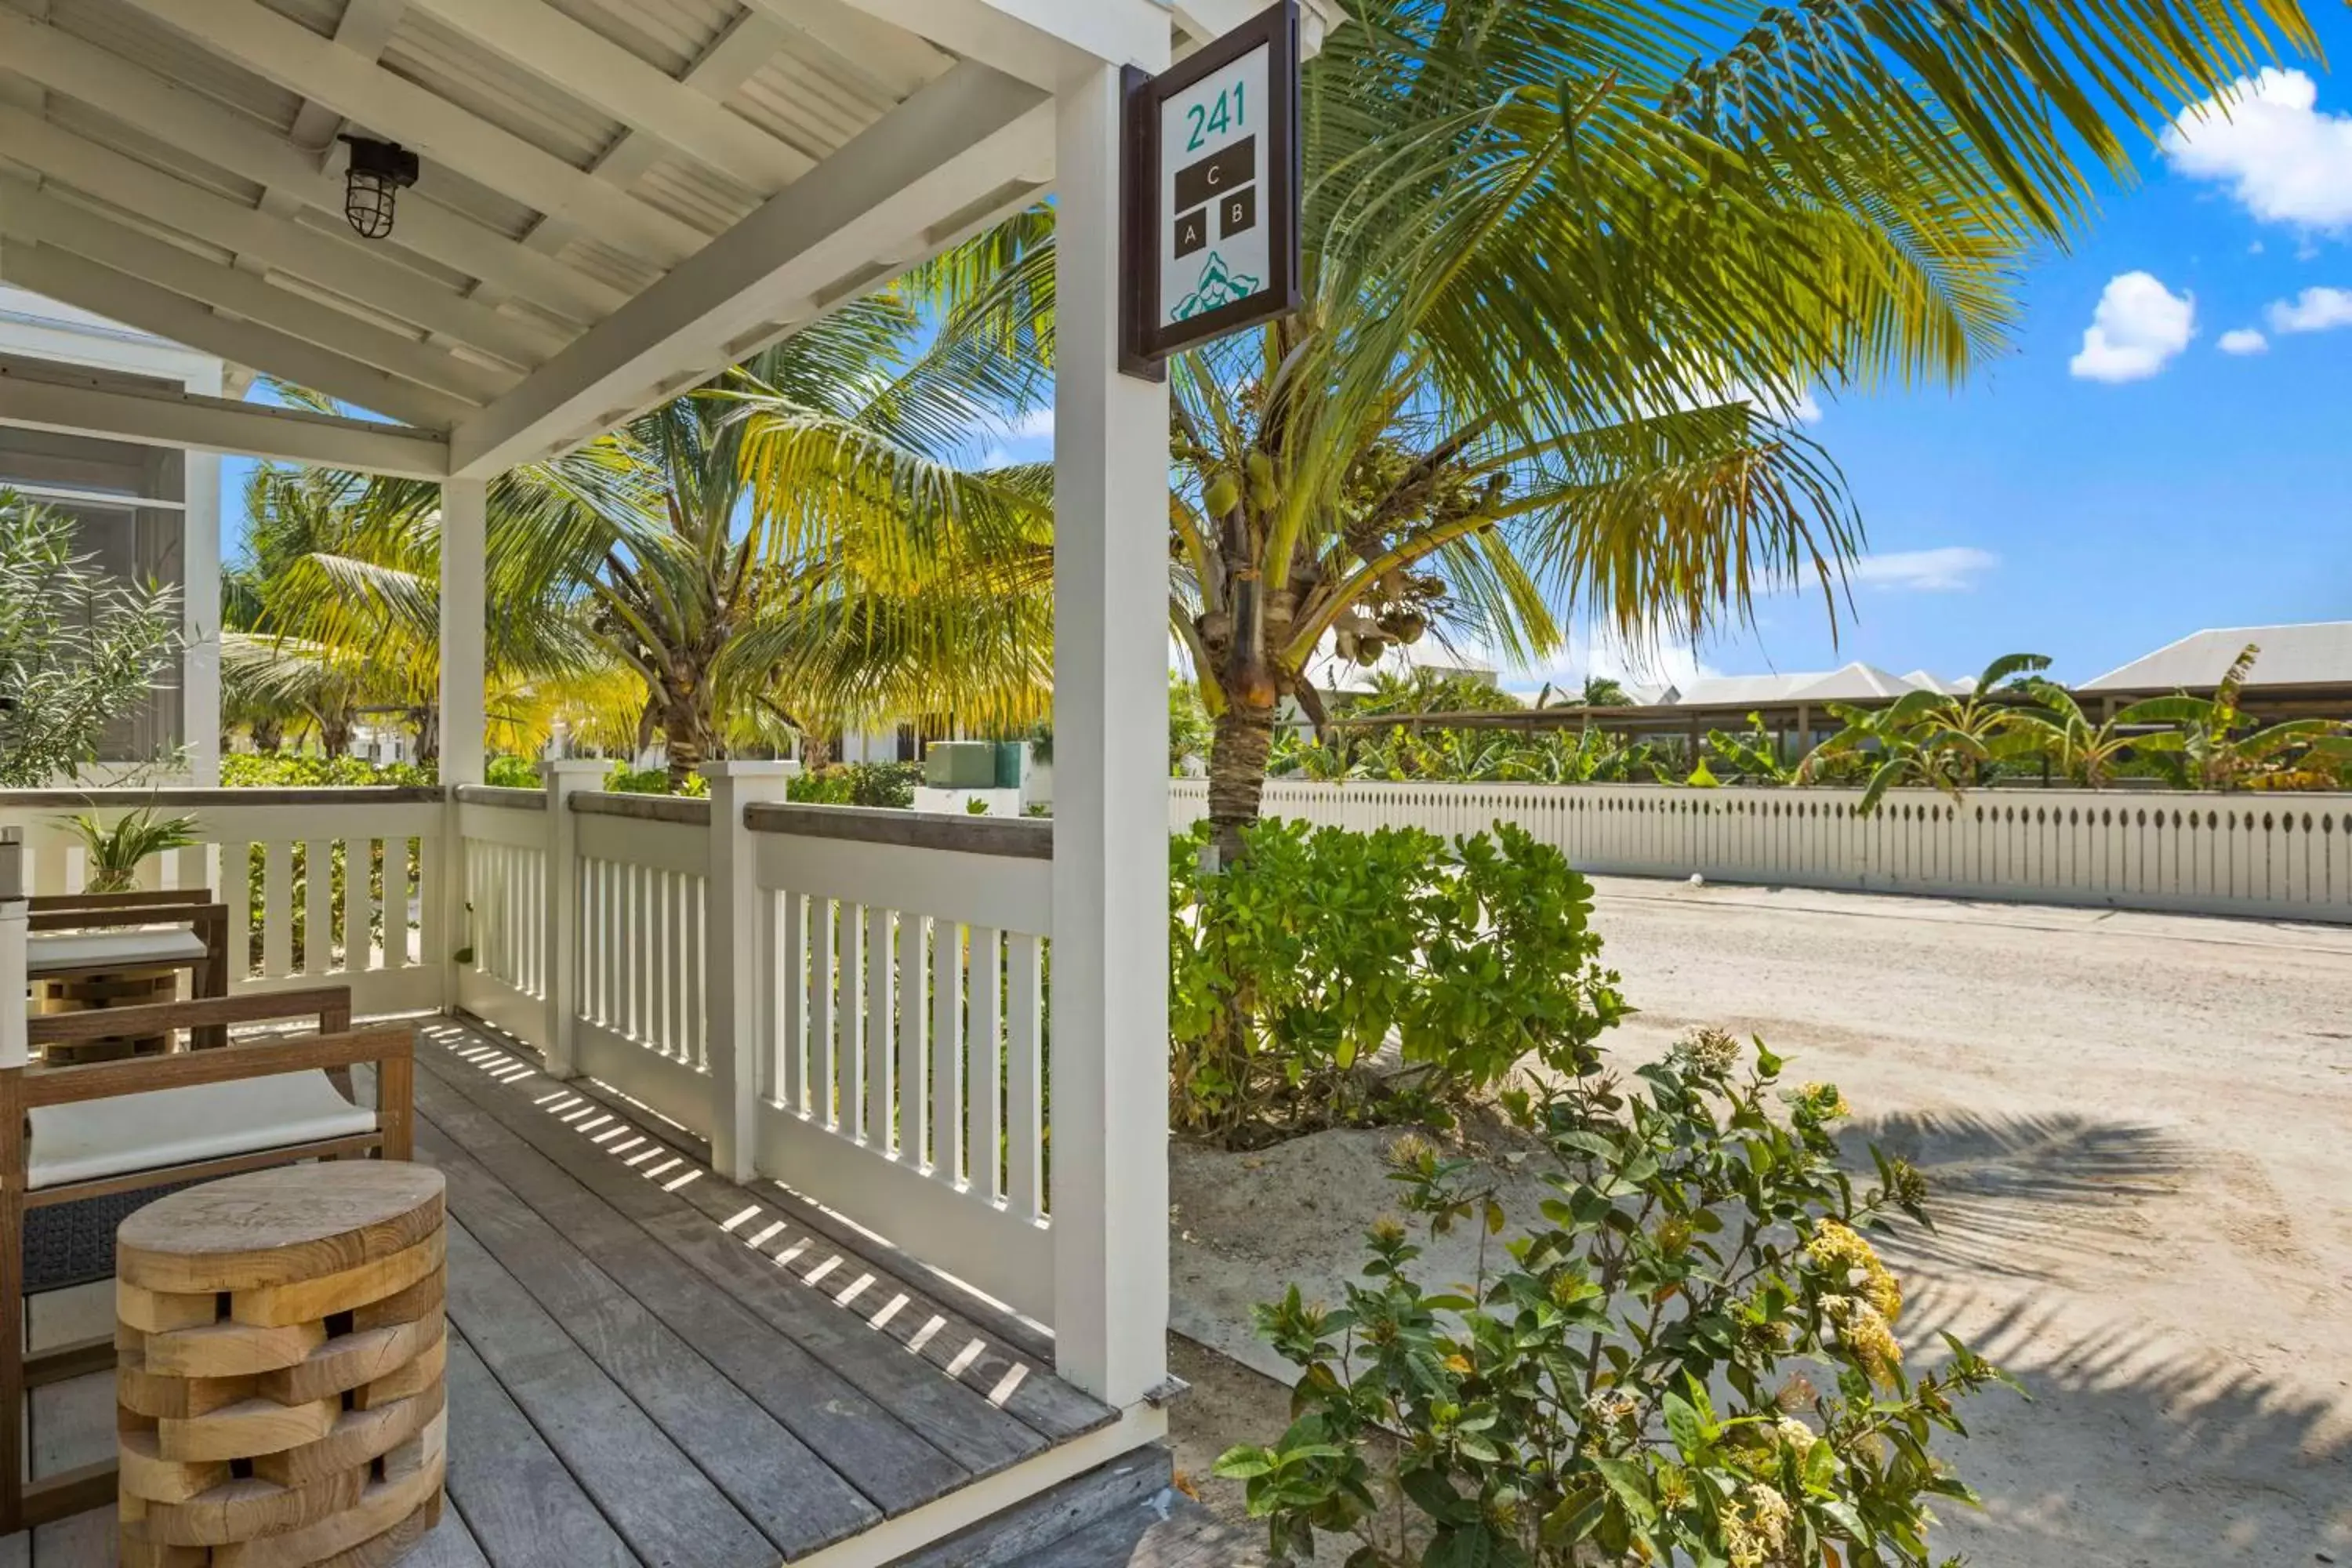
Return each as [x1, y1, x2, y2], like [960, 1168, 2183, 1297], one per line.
[27, 928, 209, 973]
[28, 1071, 377, 1189]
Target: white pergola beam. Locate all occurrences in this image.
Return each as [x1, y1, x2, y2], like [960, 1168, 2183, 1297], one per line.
[113, 0, 706, 269]
[0, 8, 626, 327]
[822, 0, 1170, 87]
[0, 176, 508, 407]
[0, 103, 564, 370]
[0, 358, 449, 477]
[0, 245, 470, 431]
[284, 0, 411, 153]
[451, 60, 1051, 476]
[404, 0, 811, 191]
[594, 10, 797, 191]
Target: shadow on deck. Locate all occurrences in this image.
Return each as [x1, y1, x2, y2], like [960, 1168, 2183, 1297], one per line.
[10, 1019, 1162, 1567]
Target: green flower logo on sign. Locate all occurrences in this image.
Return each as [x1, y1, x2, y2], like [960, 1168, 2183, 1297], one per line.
[1172, 251, 1262, 322]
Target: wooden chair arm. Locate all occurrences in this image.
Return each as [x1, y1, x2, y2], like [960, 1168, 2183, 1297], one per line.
[27, 890, 209, 914]
[24, 986, 353, 1049]
[19, 1025, 413, 1109]
[25, 901, 229, 935]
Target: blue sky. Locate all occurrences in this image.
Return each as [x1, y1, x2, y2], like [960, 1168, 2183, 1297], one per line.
[227, 18, 2352, 694]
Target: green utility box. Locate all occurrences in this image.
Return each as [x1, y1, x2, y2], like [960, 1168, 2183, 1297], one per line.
[924, 741, 1029, 789]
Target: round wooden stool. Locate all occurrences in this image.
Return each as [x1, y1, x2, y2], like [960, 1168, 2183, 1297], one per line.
[114, 1163, 448, 1568]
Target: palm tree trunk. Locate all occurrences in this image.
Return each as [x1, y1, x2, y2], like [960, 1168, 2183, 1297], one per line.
[1207, 702, 1276, 862]
[662, 701, 711, 793]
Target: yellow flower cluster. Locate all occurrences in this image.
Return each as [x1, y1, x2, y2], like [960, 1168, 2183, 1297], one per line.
[1823, 1294, 1904, 1388]
[1723, 1481, 1796, 1568]
[1769, 1415, 1819, 1457]
[1806, 1221, 1903, 1323]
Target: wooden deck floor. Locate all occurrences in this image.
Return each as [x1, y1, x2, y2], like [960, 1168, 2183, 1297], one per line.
[8, 1019, 1126, 1567]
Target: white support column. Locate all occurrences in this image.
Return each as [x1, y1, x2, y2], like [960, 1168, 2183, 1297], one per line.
[437, 477, 487, 1013]
[540, 758, 602, 1078]
[1049, 56, 1171, 1409]
[181, 357, 224, 785]
[437, 477, 488, 786]
[702, 761, 794, 1182]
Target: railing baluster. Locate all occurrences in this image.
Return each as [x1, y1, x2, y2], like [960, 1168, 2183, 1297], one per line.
[1006, 931, 1044, 1223]
[931, 920, 961, 1181]
[811, 898, 836, 1129]
[781, 890, 806, 1116]
[838, 902, 866, 1140]
[865, 905, 893, 1152]
[347, 839, 375, 973]
[967, 925, 1003, 1204]
[303, 840, 330, 975]
[898, 913, 928, 1167]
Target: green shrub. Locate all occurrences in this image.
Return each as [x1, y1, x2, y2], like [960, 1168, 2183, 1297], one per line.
[1218, 1029, 2008, 1567]
[1170, 819, 1624, 1141]
[220, 753, 435, 789]
[786, 761, 920, 808]
[604, 764, 706, 797]
[485, 755, 542, 789]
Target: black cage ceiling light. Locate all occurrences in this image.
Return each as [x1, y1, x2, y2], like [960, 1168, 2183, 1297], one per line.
[339, 135, 419, 240]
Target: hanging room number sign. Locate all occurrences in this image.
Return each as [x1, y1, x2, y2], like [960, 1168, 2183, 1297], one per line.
[1122, 1, 1303, 374]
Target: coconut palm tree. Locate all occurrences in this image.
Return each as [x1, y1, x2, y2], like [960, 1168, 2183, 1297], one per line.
[286, 299, 1055, 789]
[928, 0, 2313, 857]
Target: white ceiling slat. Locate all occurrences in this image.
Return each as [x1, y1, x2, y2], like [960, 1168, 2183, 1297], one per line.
[595, 9, 797, 189]
[0, 175, 510, 406]
[453, 60, 1050, 475]
[0, 354, 449, 477]
[110, 0, 708, 269]
[402, 0, 811, 192]
[737, 0, 956, 102]
[812, 0, 1164, 92]
[284, 0, 412, 153]
[0, 103, 564, 369]
[0, 10, 630, 326]
[0, 245, 472, 430]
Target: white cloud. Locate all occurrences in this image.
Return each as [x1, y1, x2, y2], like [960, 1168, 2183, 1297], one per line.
[2162, 69, 2352, 234]
[2267, 285, 2352, 333]
[1009, 407, 1055, 441]
[1847, 546, 1998, 593]
[2069, 272, 2196, 383]
[1497, 622, 1721, 699]
[2218, 328, 2270, 354]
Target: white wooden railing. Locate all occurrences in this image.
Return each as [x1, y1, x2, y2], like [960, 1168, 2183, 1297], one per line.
[1171, 779, 2352, 923]
[452, 786, 549, 1045]
[0, 787, 448, 1013]
[745, 800, 1054, 1323]
[568, 791, 712, 1134]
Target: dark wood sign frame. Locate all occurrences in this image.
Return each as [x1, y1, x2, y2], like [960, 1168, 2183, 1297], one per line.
[1121, 0, 1303, 379]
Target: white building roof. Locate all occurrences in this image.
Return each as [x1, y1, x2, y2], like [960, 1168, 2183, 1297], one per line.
[1309, 634, 1504, 697]
[2081, 622, 2352, 691]
[1788, 662, 1921, 702]
[1670, 672, 1826, 707]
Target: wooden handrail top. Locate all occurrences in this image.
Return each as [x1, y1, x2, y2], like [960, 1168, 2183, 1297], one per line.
[569, 791, 710, 826]
[18, 1026, 412, 1108]
[742, 801, 1053, 860]
[0, 787, 445, 808]
[452, 786, 546, 811]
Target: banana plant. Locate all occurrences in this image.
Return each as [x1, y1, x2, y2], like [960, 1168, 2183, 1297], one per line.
[1802, 653, 2050, 811]
[1704, 712, 1797, 785]
[2106, 644, 2350, 792]
[2005, 679, 2178, 788]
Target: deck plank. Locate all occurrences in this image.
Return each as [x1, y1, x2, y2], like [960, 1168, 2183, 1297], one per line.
[416, 1047, 1065, 1479]
[412, 1067, 982, 1512]
[441, 1220, 774, 1568]
[415, 1116, 884, 1553]
[419, 1028, 1112, 1444]
[442, 1331, 637, 1568]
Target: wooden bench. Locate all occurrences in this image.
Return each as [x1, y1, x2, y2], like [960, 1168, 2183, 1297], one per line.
[25, 891, 231, 1056]
[0, 986, 415, 1534]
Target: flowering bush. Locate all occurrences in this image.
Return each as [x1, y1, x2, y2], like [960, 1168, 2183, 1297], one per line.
[1170, 819, 1626, 1142]
[1216, 1027, 2009, 1566]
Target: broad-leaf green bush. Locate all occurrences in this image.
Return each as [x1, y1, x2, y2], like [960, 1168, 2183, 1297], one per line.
[1218, 1029, 2008, 1567]
[220, 754, 436, 789]
[786, 761, 921, 808]
[1170, 819, 1624, 1140]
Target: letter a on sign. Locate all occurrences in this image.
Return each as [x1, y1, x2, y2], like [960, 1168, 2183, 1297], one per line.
[1121, 1, 1303, 375]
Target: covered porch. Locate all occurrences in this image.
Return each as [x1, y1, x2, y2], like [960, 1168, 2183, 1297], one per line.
[0, 0, 1271, 1557]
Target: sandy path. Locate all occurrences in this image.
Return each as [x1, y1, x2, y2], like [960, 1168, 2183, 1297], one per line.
[1171, 877, 2352, 1567]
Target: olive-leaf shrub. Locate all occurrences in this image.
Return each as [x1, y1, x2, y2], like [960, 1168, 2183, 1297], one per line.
[1217, 1028, 2010, 1566]
[1170, 818, 1626, 1141]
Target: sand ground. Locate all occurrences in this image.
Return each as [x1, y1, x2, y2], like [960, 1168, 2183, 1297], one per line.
[1167, 877, 2352, 1567]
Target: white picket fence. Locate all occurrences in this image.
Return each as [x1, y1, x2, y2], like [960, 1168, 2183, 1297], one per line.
[1170, 779, 2352, 923]
[0, 788, 449, 1014]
